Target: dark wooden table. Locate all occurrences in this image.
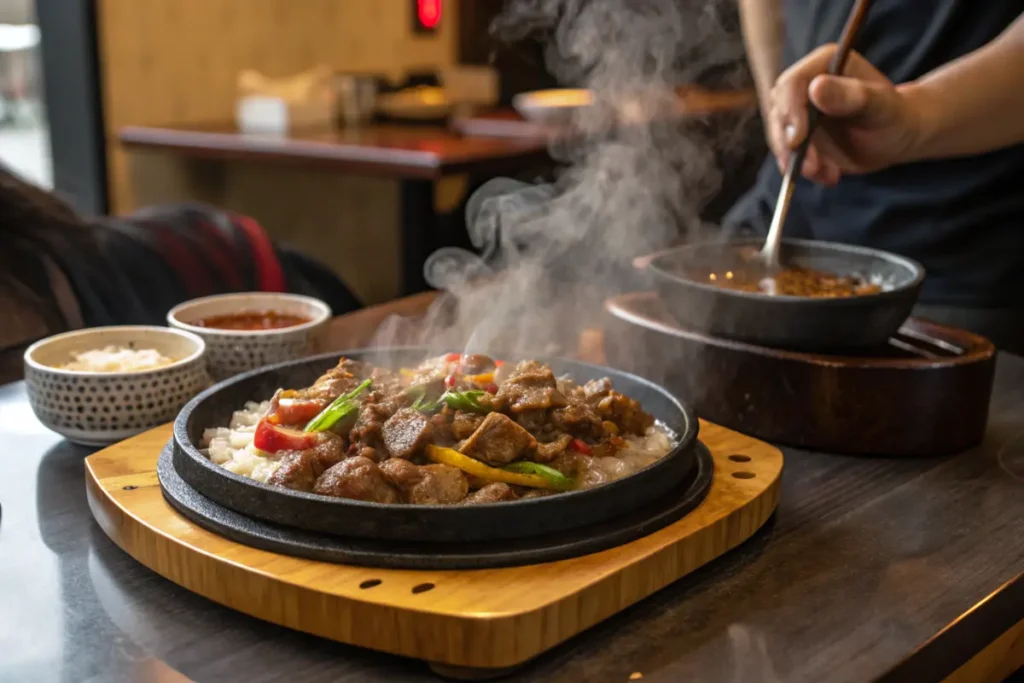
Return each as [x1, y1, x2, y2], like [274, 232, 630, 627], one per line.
[120, 122, 553, 295]
[2, 295, 1022, 683]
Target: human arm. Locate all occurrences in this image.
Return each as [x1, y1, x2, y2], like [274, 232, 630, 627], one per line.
[738, 0, 785, 151]
[771, 11, 1024, 184]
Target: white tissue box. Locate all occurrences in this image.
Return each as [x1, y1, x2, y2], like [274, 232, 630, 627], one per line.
[235, 94, 335, 134]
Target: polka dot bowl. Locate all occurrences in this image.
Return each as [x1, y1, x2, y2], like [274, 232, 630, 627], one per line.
[23, 326, 210, 447]
[166, 292, 331, 382]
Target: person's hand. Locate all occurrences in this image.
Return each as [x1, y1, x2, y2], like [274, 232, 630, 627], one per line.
[767, 44, 924, 185]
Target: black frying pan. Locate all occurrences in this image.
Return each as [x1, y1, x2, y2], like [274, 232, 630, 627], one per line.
[648, 238, 924, 352]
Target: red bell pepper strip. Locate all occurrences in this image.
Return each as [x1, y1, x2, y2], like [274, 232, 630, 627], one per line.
[254, 419, 319, 453]
[569, 438, 593, 455]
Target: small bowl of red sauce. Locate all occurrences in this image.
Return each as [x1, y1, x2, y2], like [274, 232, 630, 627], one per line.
[167, 293, 331, 380]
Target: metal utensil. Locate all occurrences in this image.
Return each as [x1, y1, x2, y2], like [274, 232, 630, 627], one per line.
[762, 0, 874, 268]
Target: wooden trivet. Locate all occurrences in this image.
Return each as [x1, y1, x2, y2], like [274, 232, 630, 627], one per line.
[85, 420, 781, 676]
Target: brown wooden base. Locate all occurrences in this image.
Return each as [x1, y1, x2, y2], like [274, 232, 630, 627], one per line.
[84, 421, 782, 672]
[605, 292, 996, 456]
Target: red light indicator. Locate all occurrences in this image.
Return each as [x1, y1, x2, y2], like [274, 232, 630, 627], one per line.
[417, 0, 442, 31]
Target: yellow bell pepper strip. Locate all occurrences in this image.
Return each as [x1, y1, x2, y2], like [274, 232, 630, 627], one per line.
[304, 379, 371, 432]
[425, 445, 575, 491]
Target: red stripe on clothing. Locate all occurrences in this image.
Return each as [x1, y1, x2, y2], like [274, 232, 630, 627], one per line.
[194, 216, 245, 290]
[232, 214, 286, 292]
[150, 221, 212, 297]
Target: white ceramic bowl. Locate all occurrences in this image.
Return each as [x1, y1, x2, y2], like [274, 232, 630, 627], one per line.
[23, 326, 210, 446]
[167, 292, 331, 381]
[512, 88, 594, 124]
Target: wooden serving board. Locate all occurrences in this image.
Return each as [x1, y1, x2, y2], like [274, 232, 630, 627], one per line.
[85, 421, 782, 675]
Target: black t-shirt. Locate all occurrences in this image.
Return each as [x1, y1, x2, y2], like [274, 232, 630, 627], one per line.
[732, 1, 1024, 307]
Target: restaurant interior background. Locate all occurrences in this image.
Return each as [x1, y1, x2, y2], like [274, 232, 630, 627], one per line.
[5, 0, 761, 307]
[3, 4, 1024, 682]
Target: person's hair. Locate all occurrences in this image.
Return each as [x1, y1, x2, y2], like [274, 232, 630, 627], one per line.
[0, 169, 90, 333]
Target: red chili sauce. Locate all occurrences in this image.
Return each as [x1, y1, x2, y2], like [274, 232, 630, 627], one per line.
[194, 311, 311, 330]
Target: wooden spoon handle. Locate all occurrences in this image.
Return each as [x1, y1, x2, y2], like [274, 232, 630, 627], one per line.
[800, 0, 873, 148]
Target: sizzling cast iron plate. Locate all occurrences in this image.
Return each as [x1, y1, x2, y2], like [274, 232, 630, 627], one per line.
[172, 348, 700, 544]
[158, 440, 713, 570]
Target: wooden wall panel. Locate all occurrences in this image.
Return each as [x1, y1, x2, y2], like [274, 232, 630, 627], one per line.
[97, 0, 460, 213]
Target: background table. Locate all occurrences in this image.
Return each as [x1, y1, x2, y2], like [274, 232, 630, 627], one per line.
[1, 295, 1022, 683]
[120, 122, 552, 296]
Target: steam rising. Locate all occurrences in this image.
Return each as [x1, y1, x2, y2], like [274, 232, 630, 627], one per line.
[373, 0, 747, 361]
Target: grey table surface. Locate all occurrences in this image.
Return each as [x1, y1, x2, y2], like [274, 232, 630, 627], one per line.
[1, 355, 1023, 683]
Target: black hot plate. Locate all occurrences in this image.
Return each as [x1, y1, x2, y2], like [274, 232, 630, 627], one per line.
[171, 348, 699, 544]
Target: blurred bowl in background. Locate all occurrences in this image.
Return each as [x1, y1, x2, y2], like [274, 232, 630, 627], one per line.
[167, 292, 331, 381]
[377, 85, 451, 120]
[512, 88, 593, 125]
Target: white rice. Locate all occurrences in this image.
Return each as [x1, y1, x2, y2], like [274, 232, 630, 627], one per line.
[201, 401, 281, 483]
[202, 401, 675, 489]
[577, 424, 675, 489]
[59, 345, 176, 373]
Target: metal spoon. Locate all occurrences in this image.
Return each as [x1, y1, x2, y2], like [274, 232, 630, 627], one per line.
[761, 0, 874, 269]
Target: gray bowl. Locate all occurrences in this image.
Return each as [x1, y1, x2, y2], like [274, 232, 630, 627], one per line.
[649, 238, 925, 352]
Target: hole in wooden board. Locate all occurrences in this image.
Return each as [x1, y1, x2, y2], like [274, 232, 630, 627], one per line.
[412, 583, 435, 594]
[728, 454, 751, 463]
[359, 579, 381, 589]
[732, 471, 756, 480]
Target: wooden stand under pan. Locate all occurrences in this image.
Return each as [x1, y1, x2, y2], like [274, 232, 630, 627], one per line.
[85, 421, 782, 678]
[604, 292, 997, 456]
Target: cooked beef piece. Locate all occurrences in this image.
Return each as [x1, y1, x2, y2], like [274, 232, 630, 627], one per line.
[301, 357, 372, 401]
[535, 434, 572, 463]
[583, 378, 613, 403]
[308, 433, 345, 473]
[266, 432, 345, 492]
[381, 408, 434, 459]
[313, 456, 399, 503]
[556, 376, 579, 397]
[457, 354, 496, 374]
[461, 482, 519, 504]
[494, 360, 567, 413]
[349, 398, 402, 449]
[267, 451, 317, 492]
[518, 488, 556, 499]
[406, 355, 452, 386]
[451, 410, 485, 440]
[551, 400, 602, 438]
[464, 473, 491, 490]
[460, 412, 538, 465]
[515, 409, 548, 433]
[353, 445, 381, 462]
[550, 450, 588, 478]
[429, 412, 456, 446]
[595, 391, 654, 435]
[378, 457, 421, 489]
[361, 366, 407, 405]
[380, 459, 469, 504]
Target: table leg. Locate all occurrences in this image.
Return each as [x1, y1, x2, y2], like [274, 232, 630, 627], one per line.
[399, 179, 436, 295]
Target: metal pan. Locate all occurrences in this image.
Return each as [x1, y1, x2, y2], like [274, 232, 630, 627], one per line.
[171, 348, 699, 544]
[648, 238, 925, 352]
